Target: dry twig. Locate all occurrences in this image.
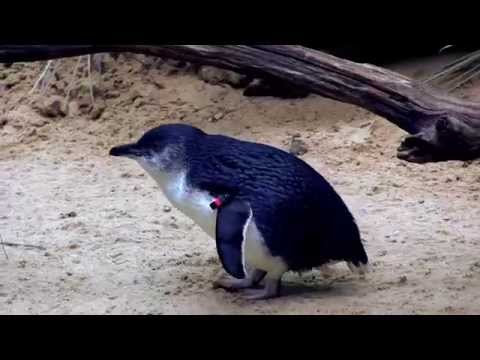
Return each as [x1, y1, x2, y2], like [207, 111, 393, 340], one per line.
[0, 234, 8, 260]
[1, 241, 46, 251]
[87, 55, 95, 105]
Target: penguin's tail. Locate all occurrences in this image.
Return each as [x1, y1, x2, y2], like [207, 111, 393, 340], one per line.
[347, 237, 369, 275]
[347, 261, 370, 275]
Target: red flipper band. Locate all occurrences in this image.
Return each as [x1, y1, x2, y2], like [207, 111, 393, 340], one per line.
[210, 197, 223, 210]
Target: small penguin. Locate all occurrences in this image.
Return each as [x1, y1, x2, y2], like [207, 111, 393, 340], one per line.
[110, 124, 368, 299]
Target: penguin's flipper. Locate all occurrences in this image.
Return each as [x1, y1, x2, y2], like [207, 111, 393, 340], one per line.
[215, 199, 252, 279]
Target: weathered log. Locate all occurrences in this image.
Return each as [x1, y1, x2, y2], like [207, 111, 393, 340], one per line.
[1, 45, 480, 163]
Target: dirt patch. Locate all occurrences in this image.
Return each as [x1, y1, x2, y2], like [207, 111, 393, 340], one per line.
[1, 54, 480, 314]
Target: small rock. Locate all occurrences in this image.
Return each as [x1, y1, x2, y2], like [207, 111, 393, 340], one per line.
[198, 66, 249, 88]
[67, 101, 80, 116]
[60, 211, 77, 219]
[170, 98, 187, 106]
[105, 90, 120, 99]
[66, 272, 73, 276]
[30, 117, 49, 128]
[399, 276, 408, 284]
[150, 80, 165, 90]
[38, 96, 67, 118]
[129, 89, 142, 103]
[163, 205, 172, 213]
[89, 104, 106, 120]
[27, 128, 37, 137]
[210, 112, 224, 122]
[4, 74, 20, 88]
[289, 137, 309, 156]
[70, 84, 102, 99]
[134, 98, 146, 108]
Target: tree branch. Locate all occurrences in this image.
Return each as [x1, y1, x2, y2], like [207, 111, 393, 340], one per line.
[2, 45, 480, 163]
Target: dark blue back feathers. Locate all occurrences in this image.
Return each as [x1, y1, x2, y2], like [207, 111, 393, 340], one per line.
[173, 126, 369, 270]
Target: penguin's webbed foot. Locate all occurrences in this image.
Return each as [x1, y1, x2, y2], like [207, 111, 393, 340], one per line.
[242, 278, 281, 300]
[213, 276, 254, 291]
[213, 269, 266, 291]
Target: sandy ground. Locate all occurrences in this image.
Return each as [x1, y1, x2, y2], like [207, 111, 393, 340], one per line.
[1, 54, 480, 315]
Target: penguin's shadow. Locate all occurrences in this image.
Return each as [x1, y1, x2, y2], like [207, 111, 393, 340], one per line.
[280, 281, 337, 298]
[275, 276, 365, 300]
[217, 281, 331, 300]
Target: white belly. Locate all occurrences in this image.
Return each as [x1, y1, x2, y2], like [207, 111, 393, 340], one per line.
[144, 168, 217, 238]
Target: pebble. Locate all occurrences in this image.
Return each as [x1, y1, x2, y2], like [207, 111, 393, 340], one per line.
[210, 112, 224, 122]
[197, 66, 247, 88]
[38, 96, 67, 118]
[60, 211, 77, 219]
[289, 137, 309, 156]
[89, 104, 106, 120]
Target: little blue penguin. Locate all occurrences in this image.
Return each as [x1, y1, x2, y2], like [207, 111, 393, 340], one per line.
[109, 124, 368, 299]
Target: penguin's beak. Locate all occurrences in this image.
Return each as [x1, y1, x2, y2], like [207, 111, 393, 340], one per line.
[109, 143, 144, 158]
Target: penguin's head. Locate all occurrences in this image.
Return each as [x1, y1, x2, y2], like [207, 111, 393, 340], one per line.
[109, 123, 204, 172]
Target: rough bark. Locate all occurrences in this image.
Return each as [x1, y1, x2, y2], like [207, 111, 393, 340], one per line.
[1, 45, 480, 163]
